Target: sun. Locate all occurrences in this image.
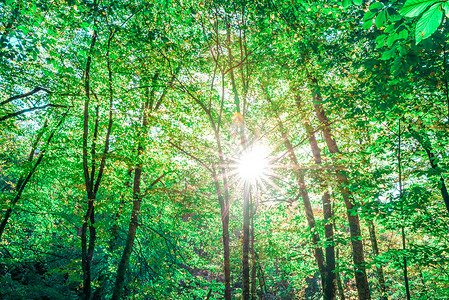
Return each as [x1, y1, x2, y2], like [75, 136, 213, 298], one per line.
[237, 145, 269, 181]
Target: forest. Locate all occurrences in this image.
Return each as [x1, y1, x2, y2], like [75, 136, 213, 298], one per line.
[1, 0, 449, 299]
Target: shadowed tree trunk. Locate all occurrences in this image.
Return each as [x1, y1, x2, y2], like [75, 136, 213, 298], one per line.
[336, 247, 346, 300]
[111, 164, 144, 300]
[398, 120, 411, 300]
[80, 26, 115, 299]
[295, 94, 337, 300]
[367, 220, 388, 300]
[310, 77, 371, 300]
[250, 198, 257, 299]
[242, 181, 251, 299]
[80, 29, 97, 300]
[266, 92, 327, 294]
[112, 72, 170, 299]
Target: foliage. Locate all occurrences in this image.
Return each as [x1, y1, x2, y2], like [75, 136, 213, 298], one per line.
[0, 0, 448, 299]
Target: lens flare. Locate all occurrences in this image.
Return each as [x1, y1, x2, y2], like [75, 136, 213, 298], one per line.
[237, 146, 268, 181]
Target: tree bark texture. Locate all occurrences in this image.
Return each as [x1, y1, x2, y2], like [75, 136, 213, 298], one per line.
[112, 72, 162, 299]
[296, 95, 337, 300]
[311, 79, 371, 300]
[242, 182, 251, 300]
[274, 115, 327, 292]
[250, 206, 257, 299]
[265, 90, 329, 294]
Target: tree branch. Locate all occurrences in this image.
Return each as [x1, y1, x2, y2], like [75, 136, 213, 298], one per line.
[0, 104, 68, 122]
[1, 87, 52, 107]
[169, 140, 212, 173]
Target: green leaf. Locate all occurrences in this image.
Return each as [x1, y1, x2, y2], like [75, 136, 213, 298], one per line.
[343, 0, 352, 8]
[387, 33, 399, 47]
[363, 19, 373, 30]
[384, 23, 396, 33]
[389, 13, 403, 22]
[390, 58, 403, 74]
[370, 2, 384, 11]
[375, 34, 387, 45]
[398, 29, 409, 39]
[442, 2, 449, 17]
[363, 10, 376, 21]
[375, 10, 387, 28]
[415, 3, 443, 44]
[381, 48, 396, 60]
[400, 0, 436, 18]
[353, 0, 363, 5]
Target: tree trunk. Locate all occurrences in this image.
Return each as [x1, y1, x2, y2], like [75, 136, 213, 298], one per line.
[367, 220, 387, 300]
[222, 212, 231, 299]
[226, 21, 252, 298]
[267, 93, 327, 294]
[398, 121, 411, 300]
[112, 72, 161, 299]
[242, 182, 250, 300]
[109, 172, 132, 251]
[296, 95, 337, 300]
[276, 118, 327, 289]
[336, 248, 346, 300]
[189, 82, 232, 298]
[0, 154, 44, 239]
[81, 197, 96, 299]
[311, 79, 371, 300]
[250, 204, 257, 299]
[321, 191, 337, 300]
[401, 227, 411, 300]
[111, 166, 144, 300]
[80, 29, 98, 300]
[254, 251, 267, 296]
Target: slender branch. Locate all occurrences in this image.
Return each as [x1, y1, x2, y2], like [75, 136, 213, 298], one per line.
[169, 140, 212, 173]
[1, 87, 52, 107]
[141, 172, 172, 198]
[82, 30, 98, 195]
[94, 29, 115, 195]
[0, 104, 68, 122]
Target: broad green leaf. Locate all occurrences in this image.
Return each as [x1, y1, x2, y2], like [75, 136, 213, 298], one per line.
[369, 2, 384, 11]
[363, 19, 373, 30]
[381, 48, 396, 60]
[415, 3, 443, 44]
[387, 33, 399, 47]
[398, 29, 409, 39]
[390, 58, 403, 74]
[400, 0, 436, 17]
[384, 23, 396, 33]
[375, 10, 387, 28]
[375, 34, 387, 45]
[353, 0, 363, 5]
[389, 13, 403, 22]
[363, 10, 376, 21]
